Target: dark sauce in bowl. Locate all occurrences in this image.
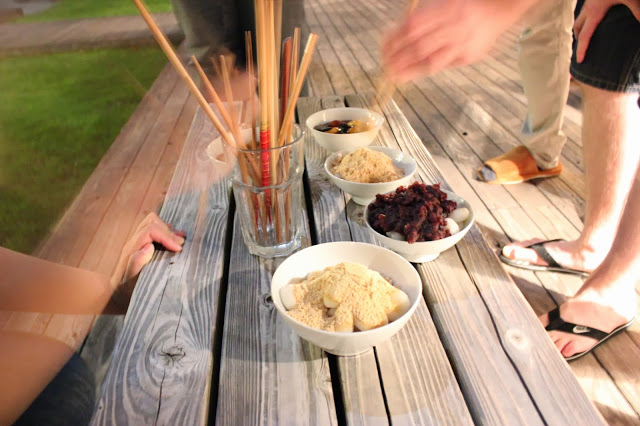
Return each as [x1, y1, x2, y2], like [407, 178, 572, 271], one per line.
[314, 119, 369, 134]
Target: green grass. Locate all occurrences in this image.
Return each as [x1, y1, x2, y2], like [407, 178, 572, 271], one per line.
[18, 0, 173, 22]
[0, 47, 168, 253]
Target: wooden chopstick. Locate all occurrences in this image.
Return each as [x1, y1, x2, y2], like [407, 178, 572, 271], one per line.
[279, 37, 292, 127]
[131, 0, 235, 147]
[277, 33, 318, 147]
[245, 31, 258, 149]
[219, 55, 243, 146]
[192, 56, 235, 132]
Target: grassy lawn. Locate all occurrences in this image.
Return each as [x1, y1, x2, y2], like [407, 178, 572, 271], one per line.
[0, 47, 168, 253]
[18, 0, 173, 22]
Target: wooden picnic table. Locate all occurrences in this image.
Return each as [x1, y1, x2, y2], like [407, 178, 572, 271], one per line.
[91, 94, 605, 425]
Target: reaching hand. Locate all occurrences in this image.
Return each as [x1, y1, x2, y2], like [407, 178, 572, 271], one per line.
[574, 0, 640, 63]
[109, 213, 185, 312]
[382, 0, 535, 82]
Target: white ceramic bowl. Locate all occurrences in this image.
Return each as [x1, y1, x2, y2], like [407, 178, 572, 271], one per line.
[324, 146, 417, 205]
[271, 242, 421, 356]
[365, 189, 474, 263]
[306, 107, 384, 152]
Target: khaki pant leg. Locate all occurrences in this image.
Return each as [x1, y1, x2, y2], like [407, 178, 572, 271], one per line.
[518, 0, 576, 169]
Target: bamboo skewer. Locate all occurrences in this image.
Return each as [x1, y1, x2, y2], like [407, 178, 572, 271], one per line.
[290, 28, 300, 102]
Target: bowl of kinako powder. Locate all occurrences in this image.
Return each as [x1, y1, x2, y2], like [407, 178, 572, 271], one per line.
[324, 146, 417, 205]
[271, 242, 421, 356]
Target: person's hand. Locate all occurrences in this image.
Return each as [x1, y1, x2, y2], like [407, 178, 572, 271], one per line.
[382, 0, 535, 83]
[109, 213, 185, 312]
[574, 0, 640, 63]
[208, 70, 257, 102]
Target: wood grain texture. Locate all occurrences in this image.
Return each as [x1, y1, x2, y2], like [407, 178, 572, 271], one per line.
[318, 4, 624, 422]
[297, 96, 389, 424]
[298, 92, 475, 425]
[92, 108, 230, 425]
[216, 217, 337, 426]
[81, 87, 199, 396]
[380, 98, 603, 425]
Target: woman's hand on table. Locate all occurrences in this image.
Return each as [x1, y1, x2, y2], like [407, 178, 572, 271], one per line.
[108, 213, 185, 313]
[382, 0, 537, 82]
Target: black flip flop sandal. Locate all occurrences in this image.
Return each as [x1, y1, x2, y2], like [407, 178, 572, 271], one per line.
[545, 307, 634, 361]
[499, 238, 589, 277]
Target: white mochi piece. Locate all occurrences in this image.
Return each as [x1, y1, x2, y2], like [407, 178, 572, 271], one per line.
[449, 207, 470, 225]
[279, 285, 298, 310]
[386, 289, 412, 322]
[385, 231, 406, 241]
[444, 218, 460, 235]
[323, 295, 340, 308]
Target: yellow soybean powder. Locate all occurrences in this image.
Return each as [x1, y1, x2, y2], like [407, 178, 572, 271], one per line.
[285, 262, 406, 332]
[331, 147, 404, 183]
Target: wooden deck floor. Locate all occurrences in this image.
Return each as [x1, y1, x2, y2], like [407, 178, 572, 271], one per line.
[27, 0, 639, 423]
[303, 0, 640, 423]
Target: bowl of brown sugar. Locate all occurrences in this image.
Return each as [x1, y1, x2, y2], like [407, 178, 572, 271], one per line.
[271, 241, 421, 356]
[324, 146, 417, 205]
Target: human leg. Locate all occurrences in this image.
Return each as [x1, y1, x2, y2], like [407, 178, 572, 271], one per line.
[540, 165, 640, 360]
[14, 353, 95, 425]
[170, 0, 242, 66]
[517, 0, 576, 170]
[477, 0, 575, 183]
[501, 0, 640, 273]
[502, 86, 640, 273]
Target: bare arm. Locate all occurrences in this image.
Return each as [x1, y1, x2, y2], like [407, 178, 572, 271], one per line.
[0, 213, 184, 423]
[382, 0, 544, 82]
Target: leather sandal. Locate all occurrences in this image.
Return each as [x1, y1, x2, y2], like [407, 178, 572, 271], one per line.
[477, 146, 563, 184]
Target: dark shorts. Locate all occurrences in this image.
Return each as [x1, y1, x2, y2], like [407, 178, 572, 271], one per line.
[571, 0, 640, 94]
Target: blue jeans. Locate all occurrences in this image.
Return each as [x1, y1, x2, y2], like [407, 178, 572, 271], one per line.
[15, 354, 95, 426]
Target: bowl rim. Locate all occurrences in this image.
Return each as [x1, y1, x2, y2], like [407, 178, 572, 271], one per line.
[363, 187, 475, 245]
[305, 107, 385, 134]
[271, 241, 422, 337]
[323, 146, 417, 187]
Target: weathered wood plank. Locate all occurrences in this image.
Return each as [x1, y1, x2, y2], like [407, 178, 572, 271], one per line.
[35, 63, 181, 265]
[379, 98, 604, 425]
[297, 96, 389, 424]
[345, 94, 474, 425]
[216, 215, 337, 425]
[92, 108, 230, 425]
[80, 90, 199, 395]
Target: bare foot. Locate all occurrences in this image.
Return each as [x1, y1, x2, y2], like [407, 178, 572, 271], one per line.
[540, 288, 636, 359]
[501, 238, 607, 273]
